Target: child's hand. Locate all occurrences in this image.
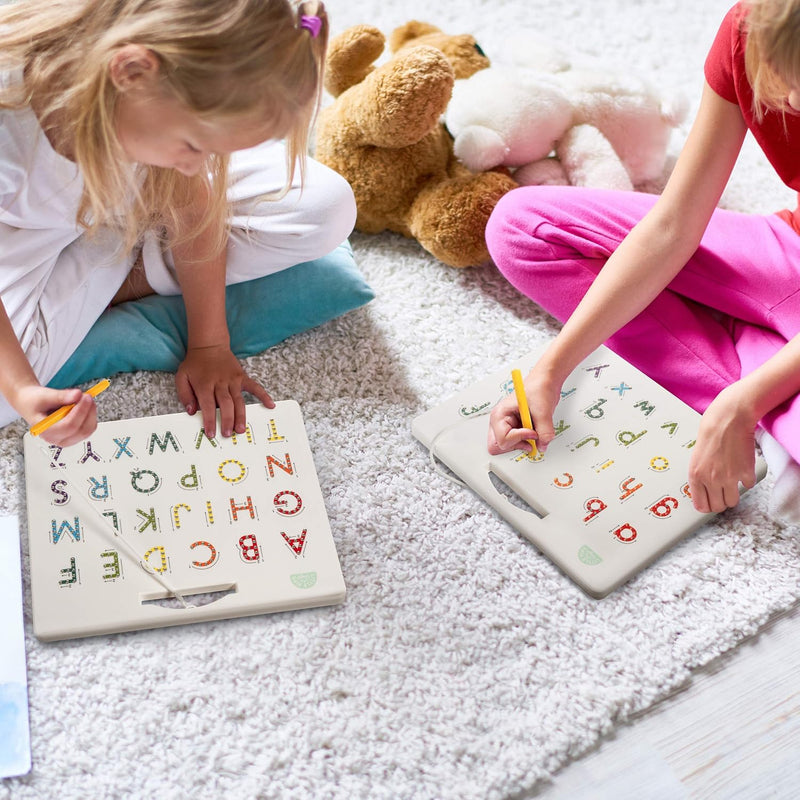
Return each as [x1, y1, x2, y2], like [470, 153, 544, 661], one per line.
[176, 344, 275, 439]
[18, 385, 99, 447]
[688, 385, 758, 513]
[487, 369, 560, 455]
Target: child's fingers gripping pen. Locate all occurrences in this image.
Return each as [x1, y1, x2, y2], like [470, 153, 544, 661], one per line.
[511, 369, 539, 456]
[30, 379, 111, 437]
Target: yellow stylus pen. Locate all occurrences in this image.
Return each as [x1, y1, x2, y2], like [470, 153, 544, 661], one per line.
[511, 369, 538, 457]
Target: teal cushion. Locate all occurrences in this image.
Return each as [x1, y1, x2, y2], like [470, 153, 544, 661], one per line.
[50, 240, 373, 389]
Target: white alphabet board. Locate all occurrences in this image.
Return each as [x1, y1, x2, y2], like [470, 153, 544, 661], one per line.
[24, 401, 346, 641]
[412, 346, 767, 598]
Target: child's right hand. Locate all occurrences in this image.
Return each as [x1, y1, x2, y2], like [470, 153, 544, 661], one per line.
[16, 385, 99, 447]
[175, 343, 275, 439]
[487, 368, 561, 455]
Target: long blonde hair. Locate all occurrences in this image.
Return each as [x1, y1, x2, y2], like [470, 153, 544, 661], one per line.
[744, 0, 800, 121]
[0, 0, 328, 253]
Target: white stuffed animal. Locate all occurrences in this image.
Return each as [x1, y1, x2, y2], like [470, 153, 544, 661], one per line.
[445, 58, 688, 191]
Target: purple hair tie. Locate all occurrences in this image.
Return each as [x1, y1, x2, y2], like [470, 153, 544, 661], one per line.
[300, 14, 322, 38]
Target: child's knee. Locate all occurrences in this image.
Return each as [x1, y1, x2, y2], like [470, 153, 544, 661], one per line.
[486, 190, 523, 264]
[486, 187, 550, 275]
[303, 164, 357, 254]
[230, 158, 357, 267]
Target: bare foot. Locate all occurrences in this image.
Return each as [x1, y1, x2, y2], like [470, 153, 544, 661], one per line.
[111, 249, 155, 305]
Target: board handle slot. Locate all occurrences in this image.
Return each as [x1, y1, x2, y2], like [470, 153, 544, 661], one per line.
[140, 583, 237, 609]
[488, 471, 549, 520]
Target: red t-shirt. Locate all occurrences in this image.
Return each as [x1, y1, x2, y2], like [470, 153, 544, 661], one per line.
[705, 2, 800, 229]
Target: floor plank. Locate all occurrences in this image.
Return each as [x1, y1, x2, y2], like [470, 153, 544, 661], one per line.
[533, 601, 800, 799]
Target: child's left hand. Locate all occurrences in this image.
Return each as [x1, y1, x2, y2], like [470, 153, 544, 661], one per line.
[687, 384, 758, 513]
[175, 343, 275, 439]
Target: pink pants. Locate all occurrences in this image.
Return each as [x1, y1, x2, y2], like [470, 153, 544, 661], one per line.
[485, 185, 800, 464]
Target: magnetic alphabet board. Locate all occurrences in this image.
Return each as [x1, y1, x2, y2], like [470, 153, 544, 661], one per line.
[412, 345, 767, 598]
[24, 401, 346, 641]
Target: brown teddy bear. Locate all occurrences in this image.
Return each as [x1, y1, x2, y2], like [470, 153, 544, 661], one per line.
[314, 21, 518, 268]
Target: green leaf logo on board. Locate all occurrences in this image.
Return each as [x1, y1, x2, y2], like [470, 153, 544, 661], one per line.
[290, 572, 318, 589]
[578, 546, 602, 566]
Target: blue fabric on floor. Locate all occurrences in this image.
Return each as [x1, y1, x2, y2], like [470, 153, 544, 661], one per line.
[50, 240, 373, 389]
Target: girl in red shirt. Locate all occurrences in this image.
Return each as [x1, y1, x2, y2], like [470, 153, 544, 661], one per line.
[486, 0, 800, 521]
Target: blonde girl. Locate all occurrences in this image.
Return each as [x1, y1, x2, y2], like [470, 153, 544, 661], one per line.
[486, 0, 800, 521]
[0, 0, 356, 445]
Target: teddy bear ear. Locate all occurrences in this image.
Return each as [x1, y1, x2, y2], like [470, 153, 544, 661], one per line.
[388, 20, 443, 52]
[324, 25, 386, 98]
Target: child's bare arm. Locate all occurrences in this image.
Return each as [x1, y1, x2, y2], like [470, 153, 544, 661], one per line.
[169, 187, 274, 439]
[0, 298, 98, 445]
[689, 331, 800, 512]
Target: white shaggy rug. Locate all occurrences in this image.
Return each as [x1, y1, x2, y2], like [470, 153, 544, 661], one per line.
[3, 0, 800, 798]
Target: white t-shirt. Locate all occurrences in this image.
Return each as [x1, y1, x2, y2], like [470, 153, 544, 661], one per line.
[0, 69, 84, 349]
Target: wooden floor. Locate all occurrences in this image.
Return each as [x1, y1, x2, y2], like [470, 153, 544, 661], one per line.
[531, 601, 800, 799]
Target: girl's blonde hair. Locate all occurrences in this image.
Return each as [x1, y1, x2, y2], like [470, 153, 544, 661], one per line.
[744, 0, 800, 120]
[0, 0, 328, 254]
